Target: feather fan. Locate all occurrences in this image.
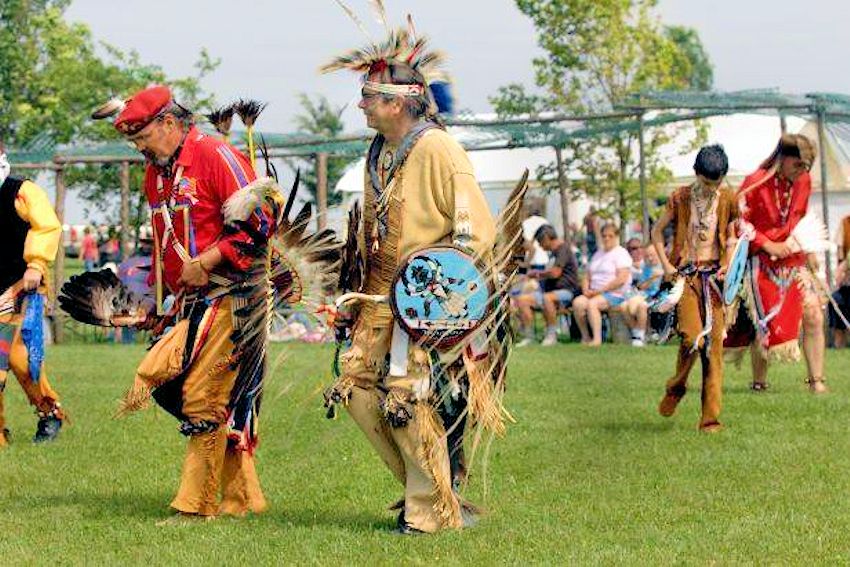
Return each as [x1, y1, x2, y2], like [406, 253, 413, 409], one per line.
[789, 212, 835, 254]
[58, 269, 148, 327]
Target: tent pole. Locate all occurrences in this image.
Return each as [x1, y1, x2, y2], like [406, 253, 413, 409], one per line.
[120, 161, 131, 259]
[316, 152, 328, 231]
[52, 167, 66, 344]
[816, 108, 834, 287]
[554, 146, 571, 244]
[638, 112, 649, 242]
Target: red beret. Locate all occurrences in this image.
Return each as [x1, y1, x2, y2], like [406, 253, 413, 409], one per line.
[114, 85, 172, 136]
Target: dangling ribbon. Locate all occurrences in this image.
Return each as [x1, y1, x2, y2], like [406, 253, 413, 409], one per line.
[20, 292, 45, 383]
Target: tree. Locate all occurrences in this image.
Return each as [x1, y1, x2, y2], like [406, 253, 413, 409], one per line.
[288, 93, 351, 207]
[1, 0, 218, 231]
[490, 0, 714, 231]
[665, 25, 713, 91]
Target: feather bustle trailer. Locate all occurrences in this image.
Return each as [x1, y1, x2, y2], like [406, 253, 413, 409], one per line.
[58, 269, 149, 327]
[221, 174, 341, 449]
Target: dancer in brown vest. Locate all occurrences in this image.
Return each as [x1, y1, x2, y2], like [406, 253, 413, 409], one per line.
[653, 145, 738, 432]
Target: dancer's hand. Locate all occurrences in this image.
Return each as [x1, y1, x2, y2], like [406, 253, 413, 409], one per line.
[763, 239, 792, 259]
[22, 267, 43, 291]
[179, 258, 210, 288]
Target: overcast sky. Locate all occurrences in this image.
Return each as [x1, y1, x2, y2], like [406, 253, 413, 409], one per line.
[64, 0, 850, 132]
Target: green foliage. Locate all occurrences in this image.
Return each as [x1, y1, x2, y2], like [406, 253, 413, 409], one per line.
[288, 93, 352, 207]
[665, 25, 714, 91]
[1, 0, 219, 226]
[2, 343, 850, 563]
[491, 0, 715, 229]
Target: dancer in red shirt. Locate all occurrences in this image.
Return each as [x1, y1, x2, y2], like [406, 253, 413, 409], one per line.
[726, 134, 827, 393]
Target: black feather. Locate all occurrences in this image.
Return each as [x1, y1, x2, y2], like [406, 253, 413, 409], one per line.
[258, 135, 278, 182]
[205, 104, 235, 137]
[338, 201, 363, 293]
[233, 99, 267, 127]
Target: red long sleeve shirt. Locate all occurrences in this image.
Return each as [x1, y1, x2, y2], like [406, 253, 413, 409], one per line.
[739, 169, 810, 268]
[145, 126, 257, 293]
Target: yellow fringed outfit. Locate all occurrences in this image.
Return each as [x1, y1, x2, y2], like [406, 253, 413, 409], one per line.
[0, 178, 64, 446]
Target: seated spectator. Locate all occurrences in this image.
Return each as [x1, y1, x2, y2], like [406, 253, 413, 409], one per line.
[513, 225, 581, 347]
[619, 243, 662, 346]
[626, 237, 644, 282]
[522, 210, 551, 270]
[572, 223, 644, 346]
[637, 244, 663, 297]
[829, 254, 850, 348]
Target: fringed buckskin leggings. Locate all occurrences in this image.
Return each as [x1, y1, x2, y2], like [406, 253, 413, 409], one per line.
[133, 297, 266, 516]
[664, 273, 725, 427]
[337, 309, 462, 533]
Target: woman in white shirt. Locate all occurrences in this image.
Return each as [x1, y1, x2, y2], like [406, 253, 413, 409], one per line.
[572, 223, 633, 346]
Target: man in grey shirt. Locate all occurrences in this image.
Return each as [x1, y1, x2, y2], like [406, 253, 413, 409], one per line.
[513, 225, 581, 346]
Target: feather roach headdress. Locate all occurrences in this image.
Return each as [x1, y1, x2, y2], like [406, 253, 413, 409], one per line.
[321, 2, 455, 116]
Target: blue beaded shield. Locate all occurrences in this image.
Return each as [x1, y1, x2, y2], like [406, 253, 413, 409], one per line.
[390, 245, 492, 349]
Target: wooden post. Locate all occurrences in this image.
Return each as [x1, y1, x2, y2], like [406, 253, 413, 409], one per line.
[120, 161, 131, 259]
[779, 112, 788, 134]
[52, 168, 66, 344]
[554, 146, 571, 243]
[816, 108, 834, 287]
[638, 112, 649, 242]
[316, 152, 328, 231]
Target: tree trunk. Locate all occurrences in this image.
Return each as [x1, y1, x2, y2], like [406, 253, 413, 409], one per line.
[120, 161, 131, 259]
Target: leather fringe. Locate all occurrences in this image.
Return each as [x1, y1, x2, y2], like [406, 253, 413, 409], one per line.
[114, 375, 152, 418]
[463, 350, 506, 437]
[766, 339, 801, 363]
[413, 402, 462, 529]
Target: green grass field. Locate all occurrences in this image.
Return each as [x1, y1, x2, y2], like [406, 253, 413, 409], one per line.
[1, 342, 849, 565]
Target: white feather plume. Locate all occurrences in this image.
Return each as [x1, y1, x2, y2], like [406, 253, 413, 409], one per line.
[790, 213, 835, 254]
[91, 97, 126, 120]
[223, 177, 281, 225]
